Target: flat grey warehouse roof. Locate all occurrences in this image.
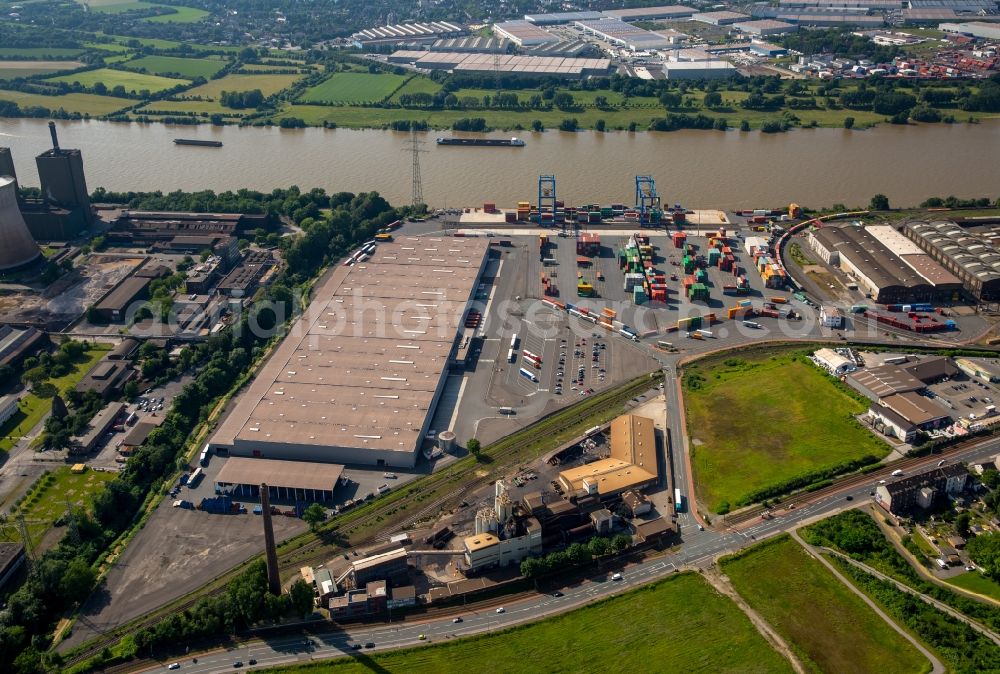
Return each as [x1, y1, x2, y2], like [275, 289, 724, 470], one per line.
[211, 236, 488, 461]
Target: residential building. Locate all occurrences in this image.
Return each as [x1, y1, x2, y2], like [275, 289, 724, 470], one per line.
[820, 306, 845, 328]
[875, 463, 968, 515]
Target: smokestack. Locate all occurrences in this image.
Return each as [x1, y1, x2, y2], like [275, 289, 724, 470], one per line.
[260, 483, 281, 595]
[0, 177, 41, 271]
[48, 121, 60, 152]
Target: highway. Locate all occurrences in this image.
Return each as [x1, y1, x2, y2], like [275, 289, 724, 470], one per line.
[140, 431, 1000, 674]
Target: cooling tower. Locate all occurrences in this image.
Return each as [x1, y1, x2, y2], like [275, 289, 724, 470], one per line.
[0, 176, 42, 271]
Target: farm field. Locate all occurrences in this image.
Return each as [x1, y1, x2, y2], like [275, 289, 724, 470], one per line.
[0, 345, 111, 453]
[388, 75, 442, 101]
[47, 67, 188, 94]
[184, 72, 301, 100]
[0, 466, 116, 553]
[0, 61, 85, 80]
[135, 99, 239, 115]
[0, 89, 133, 115]
[0, 47, 86, 59]
[257, 573, 794, 674]
[144, 5, 210, 22]
[685, 349, 889, 512]
[123, 55, 226, 79]
[298, 72, 407, 104]
[722, 535, 931, 674]
[84, 0, 158, 13]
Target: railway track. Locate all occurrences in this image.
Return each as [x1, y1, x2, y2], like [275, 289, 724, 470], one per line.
[722, 431, 996, 528]
[64, 373, 661, 670]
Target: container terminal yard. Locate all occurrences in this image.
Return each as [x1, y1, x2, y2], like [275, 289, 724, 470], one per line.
[54, 173, 1000, 661]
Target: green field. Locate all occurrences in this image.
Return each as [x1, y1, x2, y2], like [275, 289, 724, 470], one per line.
[685, 350, 889, 511]
[84, 0, 157, 13]
[47, 67, 189, 93]
[184, 72, 301, 100]
[0, 61, 84, 80]
[144, 5, 210, 23]
[136, 99, 240, 115]
[0, 47, 86, 59]
[124, 55, 226, 79]
[1, 466, 116, 552]
[722, 535, 930, 674]
[945, 571, 1000, 602]
[0, 89, 133, 115]
[0, 345, 111, 453]
[298, 72, 407, 104]
[259, 573, 794, 674]
[388, 75, 442, 101]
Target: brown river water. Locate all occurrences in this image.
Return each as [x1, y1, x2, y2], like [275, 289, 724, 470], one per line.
[1, 117, 998, 209]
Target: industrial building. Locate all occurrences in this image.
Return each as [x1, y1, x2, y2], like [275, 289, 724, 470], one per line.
[215, 457, 346, 503]
[121, 414, 164, 453]
[493, 20, 560, 47]
[93, 276, 151, 323]
[328, 580, 388, 620]
[75, 354, 136, 399]
[903, 220, 1000, 302]
[72, 402, 125, 453]
[663, 61, 738, 79]
[847, 364, 925, 400]
[693, 11, 751, 25]
[0, 543, 26, 592]
[390, 51, 611, 78]
[0, 326, 45, 368]
[523, 11, 605, 25]
[939, 21, 1000, 40]
[350, 22, 466, 47]
[773, 13, 885, 27]
[778, 0, 903, 7]
[813, 347, 857, 375]
[210, 236, 489, 468]
[875, 463, 968, 515]
[430, 37, 510, 53]
[215, 250, 277, 298]
[955, 358, 1000, 383]
[733, 19, 800, 35]
[602, 5, 697, 21]
[808, 226, 962, 303]
[342, 547, 409, 588]
[558, 414, 659, 499]
[0, 394, 19, 427]
[462, 480, 543, 572]
[8, 123, 94, 240]
[0, 176, 43, 271]
[868, 392, 951, 441]
[574, 18, 681, 50]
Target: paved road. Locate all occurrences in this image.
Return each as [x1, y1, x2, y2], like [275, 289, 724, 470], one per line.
[138, 434, 1000, 674]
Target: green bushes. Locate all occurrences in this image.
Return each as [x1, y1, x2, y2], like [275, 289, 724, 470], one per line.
[520, 534, 632, 579]
[736, 455, 879, 506]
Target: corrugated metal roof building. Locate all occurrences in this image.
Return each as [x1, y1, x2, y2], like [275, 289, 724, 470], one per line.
[903, 220, 1000, 301]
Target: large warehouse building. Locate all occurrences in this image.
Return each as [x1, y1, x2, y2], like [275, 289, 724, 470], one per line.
[558, 414, 660, 499]
[903, 220, 1000, 302]
[808, 225, 962, 303]
[210, 236, 489, 468]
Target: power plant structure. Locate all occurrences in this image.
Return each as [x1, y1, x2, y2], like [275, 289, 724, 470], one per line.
[0, 176, 43, 271]
[2, 121, 94, 241]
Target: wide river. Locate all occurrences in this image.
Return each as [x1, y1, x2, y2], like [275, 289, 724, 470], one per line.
[1, 118, 998, 209]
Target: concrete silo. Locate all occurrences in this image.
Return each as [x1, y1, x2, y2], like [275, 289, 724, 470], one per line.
[0, 176, 42, 271]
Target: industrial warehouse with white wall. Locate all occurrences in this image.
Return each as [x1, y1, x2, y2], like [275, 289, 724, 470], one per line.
[210, 236, 490, 468]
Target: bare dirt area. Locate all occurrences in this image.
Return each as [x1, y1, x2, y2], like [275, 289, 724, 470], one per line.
[59, 501, 305, 652]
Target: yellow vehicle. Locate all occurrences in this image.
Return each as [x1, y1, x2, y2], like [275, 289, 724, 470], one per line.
[375, 233, 393, 242]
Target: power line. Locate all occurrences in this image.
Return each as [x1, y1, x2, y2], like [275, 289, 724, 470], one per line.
[404, 130, 426, 207]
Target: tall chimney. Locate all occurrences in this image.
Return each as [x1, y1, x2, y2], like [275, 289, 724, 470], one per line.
[48, 121, 60, 152]
[260, 483, 281, 595]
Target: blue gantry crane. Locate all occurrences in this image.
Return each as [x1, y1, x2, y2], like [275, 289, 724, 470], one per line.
[635, 175, 662, 227]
